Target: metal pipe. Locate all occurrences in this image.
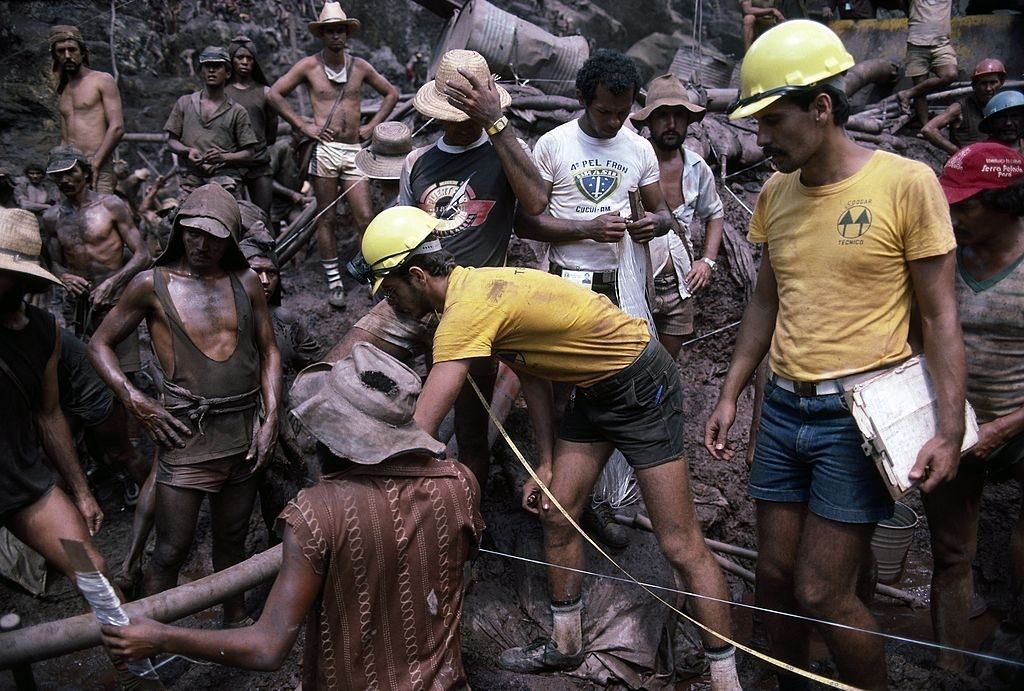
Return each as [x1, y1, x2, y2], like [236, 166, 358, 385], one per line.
[0, 545, 281, 669]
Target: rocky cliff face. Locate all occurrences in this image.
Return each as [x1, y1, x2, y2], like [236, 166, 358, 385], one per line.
[0, 0, 745, 171]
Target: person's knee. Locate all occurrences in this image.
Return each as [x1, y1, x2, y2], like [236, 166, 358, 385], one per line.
[658, 528, 711, 573]
[756, 556, 794, 595]
[150, 538, 190, 571]
[743, 15, 756, 29]
[794, 571, 845, 616]
[930, 529, 975, 575]
[540, 508, 579, 546]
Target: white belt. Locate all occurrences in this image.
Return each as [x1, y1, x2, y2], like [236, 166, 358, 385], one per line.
[768, 367, 885, 397]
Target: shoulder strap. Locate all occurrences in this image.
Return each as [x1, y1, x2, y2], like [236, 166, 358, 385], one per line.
[0, 351, 32, 410]
[316, 52, 350, 136]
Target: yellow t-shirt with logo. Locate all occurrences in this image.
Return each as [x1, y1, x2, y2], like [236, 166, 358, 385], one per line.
[431, 266, 650, 386]
[748, 150, 955, 381]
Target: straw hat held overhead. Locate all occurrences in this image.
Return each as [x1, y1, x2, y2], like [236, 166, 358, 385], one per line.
[289, 342, 446, 466]
[355, 122, 413, 180]
[309, 2, 361, 37]
[414, 50, 511, 122]
[0, 209, 62, 291]
[630, 73, 706, 125]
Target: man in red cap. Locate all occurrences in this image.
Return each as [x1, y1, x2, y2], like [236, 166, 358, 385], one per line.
[922, 58, 1007, 156]
[925, 142, 1024, 670]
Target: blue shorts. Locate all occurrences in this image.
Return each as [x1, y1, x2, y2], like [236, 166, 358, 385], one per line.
[749, 379, 894, 524]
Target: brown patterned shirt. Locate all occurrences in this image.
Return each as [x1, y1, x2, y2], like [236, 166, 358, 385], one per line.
[279, 455, 484, 690]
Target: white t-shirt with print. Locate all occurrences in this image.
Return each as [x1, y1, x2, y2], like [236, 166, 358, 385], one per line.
[533, 119, 660, 270]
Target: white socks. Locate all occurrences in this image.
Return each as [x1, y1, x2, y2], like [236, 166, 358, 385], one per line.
[550, 598, 583, 655]
[321, 258, 343, 290]
[705, 644, 742, 691]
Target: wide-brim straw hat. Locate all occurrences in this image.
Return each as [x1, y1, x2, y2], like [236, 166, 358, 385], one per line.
[414, 49, 511, 122]
[289, 342, 446, 465]
[355, 122, 412, 180]
[309, 2, 361, 37]
[630, 73, 707, 125]
[0, 209, 62, 290]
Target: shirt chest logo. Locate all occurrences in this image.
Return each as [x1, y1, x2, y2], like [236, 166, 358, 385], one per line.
[836, 201, 873, 244]
[573, 166, 622, 203]
[420, 180, 495, 237]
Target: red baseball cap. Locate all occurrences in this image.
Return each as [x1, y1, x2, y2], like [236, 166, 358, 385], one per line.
[939, 142, 1024, 205]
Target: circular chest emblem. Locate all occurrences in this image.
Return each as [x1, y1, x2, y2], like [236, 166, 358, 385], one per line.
[837, 205, 872, 239]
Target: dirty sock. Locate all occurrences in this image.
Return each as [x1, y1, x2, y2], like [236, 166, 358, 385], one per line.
[321, 258, 343, 290]
[550, 598, 583, 655]
[704, 644, 741, 691]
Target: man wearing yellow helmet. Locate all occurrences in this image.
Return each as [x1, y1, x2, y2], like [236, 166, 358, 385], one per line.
[350, 205, 742, 687]
[706, 20, 965, 690]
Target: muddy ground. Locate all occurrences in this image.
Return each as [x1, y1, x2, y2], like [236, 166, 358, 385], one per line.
[1, 176, 1022, 689]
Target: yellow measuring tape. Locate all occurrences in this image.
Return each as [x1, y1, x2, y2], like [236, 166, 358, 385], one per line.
[467, 375, 862, 691]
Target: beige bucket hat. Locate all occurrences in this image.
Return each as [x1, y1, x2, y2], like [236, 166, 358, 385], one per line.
[0, 209, 62, 289]
[289, 342, 446, 466]
[414, 49, 511, 122]
[309, 2, 361, 37]
[630, 73, 706, 125]
[355, 122, 412, 180]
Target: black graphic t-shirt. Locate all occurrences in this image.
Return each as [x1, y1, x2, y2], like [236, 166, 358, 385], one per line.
[399, 133, 527, 268]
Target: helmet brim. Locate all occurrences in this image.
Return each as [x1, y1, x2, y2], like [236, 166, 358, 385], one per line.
[729, 93, 783, 120]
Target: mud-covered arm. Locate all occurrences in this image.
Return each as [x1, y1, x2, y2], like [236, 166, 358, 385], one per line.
[245, 271, 283, 471]
[921, 103, 962, 156]
[92, 73, 125, 171]
[90, 196, 152, 307]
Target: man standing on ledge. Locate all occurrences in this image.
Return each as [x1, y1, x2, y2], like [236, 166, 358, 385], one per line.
[50, 25, 124, 194]
[705, 21, 964, 690]
[268, 1, 399, 308]
[348, 206, 742, 689]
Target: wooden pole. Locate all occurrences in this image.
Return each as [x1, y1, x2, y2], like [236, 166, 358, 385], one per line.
[0, 545, 281, 669]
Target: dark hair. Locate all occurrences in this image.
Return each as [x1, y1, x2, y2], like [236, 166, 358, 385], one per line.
[977, 180, 1024, 217]
[24, 164, 44, 175]
[71, 160, 94, 184]
[394, 243, 456, 279]
[575, 49, 641, 104]
[785, 84, 851, 126]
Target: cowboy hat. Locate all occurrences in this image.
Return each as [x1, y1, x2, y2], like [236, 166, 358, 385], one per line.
[309, 2, 361, 37]
[355, 122, 412, 180]
[0, 209, 62, 290]
[289, 342, 446, 466]
[630, 73, 706, 125]
[414, 50, 511, 123]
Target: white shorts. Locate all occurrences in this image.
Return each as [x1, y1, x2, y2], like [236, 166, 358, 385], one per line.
[308, 142, 364, 180]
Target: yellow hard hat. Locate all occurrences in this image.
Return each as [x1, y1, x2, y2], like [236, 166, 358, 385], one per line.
[729, 20, 855, 120]
[353, 206, 441, 294]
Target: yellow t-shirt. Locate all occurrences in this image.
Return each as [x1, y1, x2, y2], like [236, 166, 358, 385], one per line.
[432, 266, 650, 386]
[748, 150, 955, 381]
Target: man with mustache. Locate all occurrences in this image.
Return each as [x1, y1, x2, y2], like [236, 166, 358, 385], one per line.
[268, 2, 399, 309]
[629, 74, 725, 359]
[41, 145, 150, 377]
[50, 25, 124, 194]
[706, 22, 964, 689]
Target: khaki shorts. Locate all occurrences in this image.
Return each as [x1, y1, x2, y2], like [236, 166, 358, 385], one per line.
[157, 451, 255, 493]
[94, 162, 116, 194]
[651, 271, 694, 337]
[353, 299, 440, 357]
[308, 142, 363, 180]
[905, 39, 958, 78]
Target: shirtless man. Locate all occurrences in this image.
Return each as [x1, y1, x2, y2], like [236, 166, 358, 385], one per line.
[89, 183, 281, 626]
[42, 145, 150, 376]
[268, 2, 399, 308]
[15, 164, 58, 216]
[50, 25, 124, 194]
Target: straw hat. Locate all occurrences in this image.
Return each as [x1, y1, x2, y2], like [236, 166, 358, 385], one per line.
[355, 122, 412, 180]
[414, 50, 511, 122]
[289, 342, 446, 466]
[630, 74, 706, 125]
[309, 2, 361, 37]
[0, 209, 61, 289]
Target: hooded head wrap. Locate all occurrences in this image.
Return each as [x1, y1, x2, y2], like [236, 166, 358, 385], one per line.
[155, 184, 249, 271]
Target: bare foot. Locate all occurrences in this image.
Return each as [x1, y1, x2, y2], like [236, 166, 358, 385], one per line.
[896, 90, 913, 115]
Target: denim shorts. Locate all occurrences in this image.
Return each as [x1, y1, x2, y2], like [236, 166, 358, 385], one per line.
[749, 379, 894, 524]
[558, 340, 686, 469]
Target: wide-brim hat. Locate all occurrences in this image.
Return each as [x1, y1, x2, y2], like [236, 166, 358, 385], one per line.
[309, 2, 361, 37]
[355, 122, 412, 180]
[155, 183, 248, 270]
[630, 74, 706, 124]
[289, 342, 446, 465]
[0, 209, 62, 289]
[414, 49, 511, 122]
[939, 142, 1024, 205]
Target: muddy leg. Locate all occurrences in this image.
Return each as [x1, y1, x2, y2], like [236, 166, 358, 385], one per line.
[210, 474, 260, 624]
[120, 454, 158, 591]
[144, 483, 204, 596]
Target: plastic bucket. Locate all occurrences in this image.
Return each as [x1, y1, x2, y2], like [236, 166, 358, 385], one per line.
[870, 502, 918, 584]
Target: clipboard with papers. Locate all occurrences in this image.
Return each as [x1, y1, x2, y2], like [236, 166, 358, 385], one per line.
[843, 356, 979, 499]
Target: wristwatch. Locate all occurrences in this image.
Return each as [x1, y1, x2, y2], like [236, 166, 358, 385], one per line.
[700, 256, 718, 272]
[486, 116, 509, 137]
